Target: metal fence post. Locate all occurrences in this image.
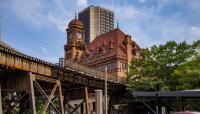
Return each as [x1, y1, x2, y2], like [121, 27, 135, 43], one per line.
[0, 81, 2, 114]
[95, 89, 103, 114]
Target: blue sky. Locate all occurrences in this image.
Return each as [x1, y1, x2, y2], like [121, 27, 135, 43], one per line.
[0, 0, 200, 63]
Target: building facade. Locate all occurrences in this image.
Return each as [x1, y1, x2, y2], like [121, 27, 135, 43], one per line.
[64, 15, 140, 114]
[64, 17, 140, 78]
[78, 6, 114, 44]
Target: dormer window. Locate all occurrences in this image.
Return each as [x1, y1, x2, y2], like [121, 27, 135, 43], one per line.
[109, 48, 113, 52]
[121, 62, 127, 70]
[135, 52, 140, 59]
[84, 54, 91, 64]
[97, 52, 103, 60]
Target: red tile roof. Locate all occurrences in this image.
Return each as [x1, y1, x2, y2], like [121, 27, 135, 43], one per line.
[88, 28, 127, 57]
[68, 19, 84, 27]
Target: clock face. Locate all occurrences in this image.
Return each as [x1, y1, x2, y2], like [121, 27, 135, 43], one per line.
[69, 33, 73, 40]
[77, 32, 82, 39]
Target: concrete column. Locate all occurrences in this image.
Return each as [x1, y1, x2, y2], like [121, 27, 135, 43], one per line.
[0, 81, 2, 114]
[95, 90, 103, 114]
[161, 106, 166, 114]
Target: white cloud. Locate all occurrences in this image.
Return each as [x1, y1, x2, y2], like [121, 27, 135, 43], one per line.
[77, 0, 88, 6]
[117, 6, 149, 20]
[7, 0, 69, 32]
[100, 1, 200, 47]
[3, 0, 199, 48]
[190, 27, 200, 36]
[39, 46, 48, 52]
[183, 0, 200, 11]
[41, 56, 58, 63]
[138, 0, 146, 3]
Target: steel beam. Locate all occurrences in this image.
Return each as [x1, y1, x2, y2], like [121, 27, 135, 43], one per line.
[70, 100, 84, 114]
[42, 82, 58, 114]
[0, 81, 2, 114]
[66, 100, 85, 114]
[42, 80, 64, 114]
[57, 80, 64, 114]
[33, 80, 59, 113]
[28, 72, 36, 114]
[85, 86, 90, 114]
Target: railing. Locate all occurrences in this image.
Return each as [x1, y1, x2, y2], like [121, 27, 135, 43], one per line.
[0, 41, 22, 54]
[0, 41, 125, 84]
[59, 58, 124, 83]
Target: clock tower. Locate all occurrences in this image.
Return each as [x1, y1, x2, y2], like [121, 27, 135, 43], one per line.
[64, 16, 86, 62]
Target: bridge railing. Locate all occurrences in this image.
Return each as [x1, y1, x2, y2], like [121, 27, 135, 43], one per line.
[59, 58, 124, 83]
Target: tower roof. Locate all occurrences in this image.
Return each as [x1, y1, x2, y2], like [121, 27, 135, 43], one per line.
[68, 18, 84, 27]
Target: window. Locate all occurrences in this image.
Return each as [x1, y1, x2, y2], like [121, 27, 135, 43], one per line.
[121, 62, 127, 70]
[111, 63, 115, 71]
[107, 64, 111, 71]
[92, 102, 95, 112]
[85, 56, 90, 64]
[97, 53, 103, 60]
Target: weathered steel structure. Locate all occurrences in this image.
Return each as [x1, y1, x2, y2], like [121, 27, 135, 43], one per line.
[0, 41, 124, 114]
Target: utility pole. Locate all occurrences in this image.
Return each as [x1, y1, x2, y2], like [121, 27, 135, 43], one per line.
[85, 86, 90, 114]
[0, 81, 2, 114]
[0, 16, 2, 41]
[104, 66, 108, 114]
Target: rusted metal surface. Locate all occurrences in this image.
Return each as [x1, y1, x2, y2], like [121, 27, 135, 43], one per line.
[28, 72, 36, 114]
[0, 41, 124, 84]
[0, 41, 125, 113]
[64, 59, 124, 83]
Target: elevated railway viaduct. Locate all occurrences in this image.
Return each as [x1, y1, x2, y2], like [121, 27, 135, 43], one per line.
[0, 41, 125, 114]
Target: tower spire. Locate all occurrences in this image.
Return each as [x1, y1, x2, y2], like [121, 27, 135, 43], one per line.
[117, 22, 119, 29]
[75, 11, 77, 19]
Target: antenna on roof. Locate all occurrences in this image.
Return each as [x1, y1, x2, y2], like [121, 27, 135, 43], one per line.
[0, 16, 2, 41]
[117, 22, 119, 29]
[75, 11, 77, 19]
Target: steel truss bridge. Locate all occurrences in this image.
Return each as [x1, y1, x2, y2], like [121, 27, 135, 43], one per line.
[0, 41, 125, 114]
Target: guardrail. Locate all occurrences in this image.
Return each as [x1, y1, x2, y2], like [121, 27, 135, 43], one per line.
[1, 41, 126, 83]
[60, 58, 124, 83]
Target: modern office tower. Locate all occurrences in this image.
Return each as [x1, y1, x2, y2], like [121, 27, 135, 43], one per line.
[78, 6, 114, 44]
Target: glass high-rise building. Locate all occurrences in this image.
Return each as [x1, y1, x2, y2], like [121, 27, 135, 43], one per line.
[78, 6, 114, 44]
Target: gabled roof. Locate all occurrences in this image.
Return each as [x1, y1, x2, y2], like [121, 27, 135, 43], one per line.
[87, 28, 127, 58]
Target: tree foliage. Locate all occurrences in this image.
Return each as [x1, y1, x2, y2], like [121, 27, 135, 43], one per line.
[126, 40, 200, 91]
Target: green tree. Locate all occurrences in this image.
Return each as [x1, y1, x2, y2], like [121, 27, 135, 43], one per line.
[126, 40, 200, 91]
[171, 56, 200, 90]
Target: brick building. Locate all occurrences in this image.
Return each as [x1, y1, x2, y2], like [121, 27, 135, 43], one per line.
[64, 17, 140, 78]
